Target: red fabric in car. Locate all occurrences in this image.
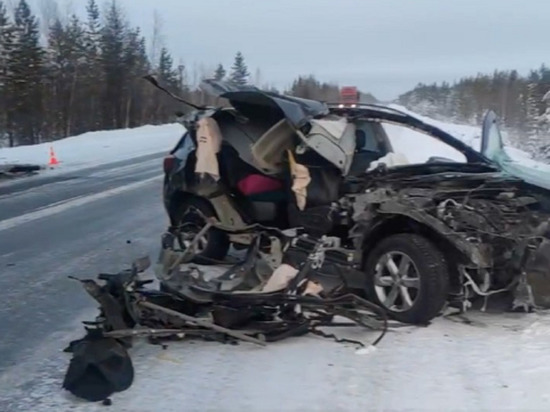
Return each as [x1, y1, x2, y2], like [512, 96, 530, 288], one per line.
[237, 174, 283, 196]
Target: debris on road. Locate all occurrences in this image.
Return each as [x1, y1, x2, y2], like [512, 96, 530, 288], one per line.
[62, 225, 390, 403]
[0, 163, 42, 180]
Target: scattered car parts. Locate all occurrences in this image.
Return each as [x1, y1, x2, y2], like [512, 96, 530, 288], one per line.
[0, 163, 42, 180]
[63, 225, 389, 403]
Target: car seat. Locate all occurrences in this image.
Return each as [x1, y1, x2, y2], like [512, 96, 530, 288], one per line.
[285, 149, 341, 238]
[348, 129, 384, 176]
[218, 143, 288, 226]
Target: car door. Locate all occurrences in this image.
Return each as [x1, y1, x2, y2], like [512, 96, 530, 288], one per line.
[481, 110, 550, 190]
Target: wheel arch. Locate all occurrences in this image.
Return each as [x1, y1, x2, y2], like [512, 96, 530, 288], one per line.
[361, 216, 463, 259]
[357, 215, 469, 291]
[167, 191, 217, 227]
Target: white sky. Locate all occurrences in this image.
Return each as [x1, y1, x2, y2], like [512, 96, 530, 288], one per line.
[30, 0, 550, 100]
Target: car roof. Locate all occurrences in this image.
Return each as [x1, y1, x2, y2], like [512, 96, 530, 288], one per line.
[325, 104, 490, 164]
[198, 80, 490, 164]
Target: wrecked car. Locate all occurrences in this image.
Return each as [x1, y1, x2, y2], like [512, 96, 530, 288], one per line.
[155, 78, 550, 325]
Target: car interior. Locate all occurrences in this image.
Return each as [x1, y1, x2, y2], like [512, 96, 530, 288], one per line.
[179, 109, 393, 237]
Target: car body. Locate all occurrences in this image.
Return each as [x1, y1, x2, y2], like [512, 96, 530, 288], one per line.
[159, 79, 550, 324]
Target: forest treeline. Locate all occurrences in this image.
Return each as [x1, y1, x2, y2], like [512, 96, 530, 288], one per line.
[0, 0, 358, 147]
[398, 67, 550, 159]
[1, 0, 548, 162]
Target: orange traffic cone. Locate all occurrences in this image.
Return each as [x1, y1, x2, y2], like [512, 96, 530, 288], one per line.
[49, 146, 59, 166]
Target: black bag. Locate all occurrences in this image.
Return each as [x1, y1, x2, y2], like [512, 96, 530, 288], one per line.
[62, 331, 134, 402]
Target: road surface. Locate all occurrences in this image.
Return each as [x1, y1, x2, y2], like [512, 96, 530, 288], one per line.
[1, 156, 550, 411]
[0, 156, 167, 410]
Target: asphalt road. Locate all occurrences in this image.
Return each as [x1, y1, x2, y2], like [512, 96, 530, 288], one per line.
[0, 156, 168, 410]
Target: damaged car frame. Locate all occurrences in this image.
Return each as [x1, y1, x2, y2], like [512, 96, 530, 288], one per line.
[64, 227, 390, 402]
[153, 77, 550, 324]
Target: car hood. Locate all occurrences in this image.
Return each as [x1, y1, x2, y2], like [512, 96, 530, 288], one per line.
[200, 79, 329, 128]
[364, 162, 515, 186]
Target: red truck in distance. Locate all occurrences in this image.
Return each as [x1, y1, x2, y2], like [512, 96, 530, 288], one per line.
[339, 86, 359, 107]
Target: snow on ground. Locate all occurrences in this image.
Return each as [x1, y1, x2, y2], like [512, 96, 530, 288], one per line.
[0, 123, 185, 172]
[383, 120, 468, 164]
[11, 307, 550, 411]
[388, 103, 483, 155]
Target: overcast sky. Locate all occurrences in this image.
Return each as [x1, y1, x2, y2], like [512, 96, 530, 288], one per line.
[43, 0, 550, 100]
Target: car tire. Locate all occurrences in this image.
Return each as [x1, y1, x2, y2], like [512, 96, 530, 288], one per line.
[363, 234, 449, 324]
[172, 197, 230, 265]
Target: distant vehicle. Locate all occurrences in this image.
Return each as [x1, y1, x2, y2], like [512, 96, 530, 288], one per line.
[339, 86, 359, 107]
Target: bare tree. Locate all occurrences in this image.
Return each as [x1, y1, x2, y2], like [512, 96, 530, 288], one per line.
[253, 67, 261, 86]
[149, 10, 164, 71]
[38, 0, 59, 39]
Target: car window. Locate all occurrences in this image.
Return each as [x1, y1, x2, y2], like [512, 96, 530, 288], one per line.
[381, 122, 467, 164]
[355, 121, 381, 152]
[172, 131, 190, 153]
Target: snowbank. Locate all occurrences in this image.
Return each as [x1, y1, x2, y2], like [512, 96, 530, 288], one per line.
[0, 123, 185, 171]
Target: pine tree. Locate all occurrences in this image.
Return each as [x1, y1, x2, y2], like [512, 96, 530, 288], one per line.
[100, 0, 127, 128]
[0, 1, 13, 84]
[158, 47, 178, 87]
[0, 1, 15, 144]
[7, 0, 44, 144]
[64, 15, 86, 135]
[83, 0, 102, 130]
[44, 14, 89, 137]
[85, 0, 101, 56]
[213, 63, 225, 81]
[122, 27, 150, 127]
[154, 47, 179, 122]
[505, 70, 521, 129]
[44, 18, 65, 136]
[288, 75, 340, 101]
[229, 51, 249, 86]
[526, 82, 540, 136]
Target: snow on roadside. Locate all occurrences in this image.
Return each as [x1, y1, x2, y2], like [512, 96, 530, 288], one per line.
[1, 105, 548, 176]
[389, 103, 483, 152]
[383, 121, 468, 164]
[9, 309, 550, 411]
[0, 123, 185, 171]
[388, 103, 550, 172]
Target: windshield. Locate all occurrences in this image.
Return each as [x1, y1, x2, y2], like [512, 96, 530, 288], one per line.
[382, 121, 468, 165]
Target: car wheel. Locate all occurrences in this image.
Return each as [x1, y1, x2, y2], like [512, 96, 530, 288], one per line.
[173, 198, 230, 265]
[363, 234, 449, 324]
